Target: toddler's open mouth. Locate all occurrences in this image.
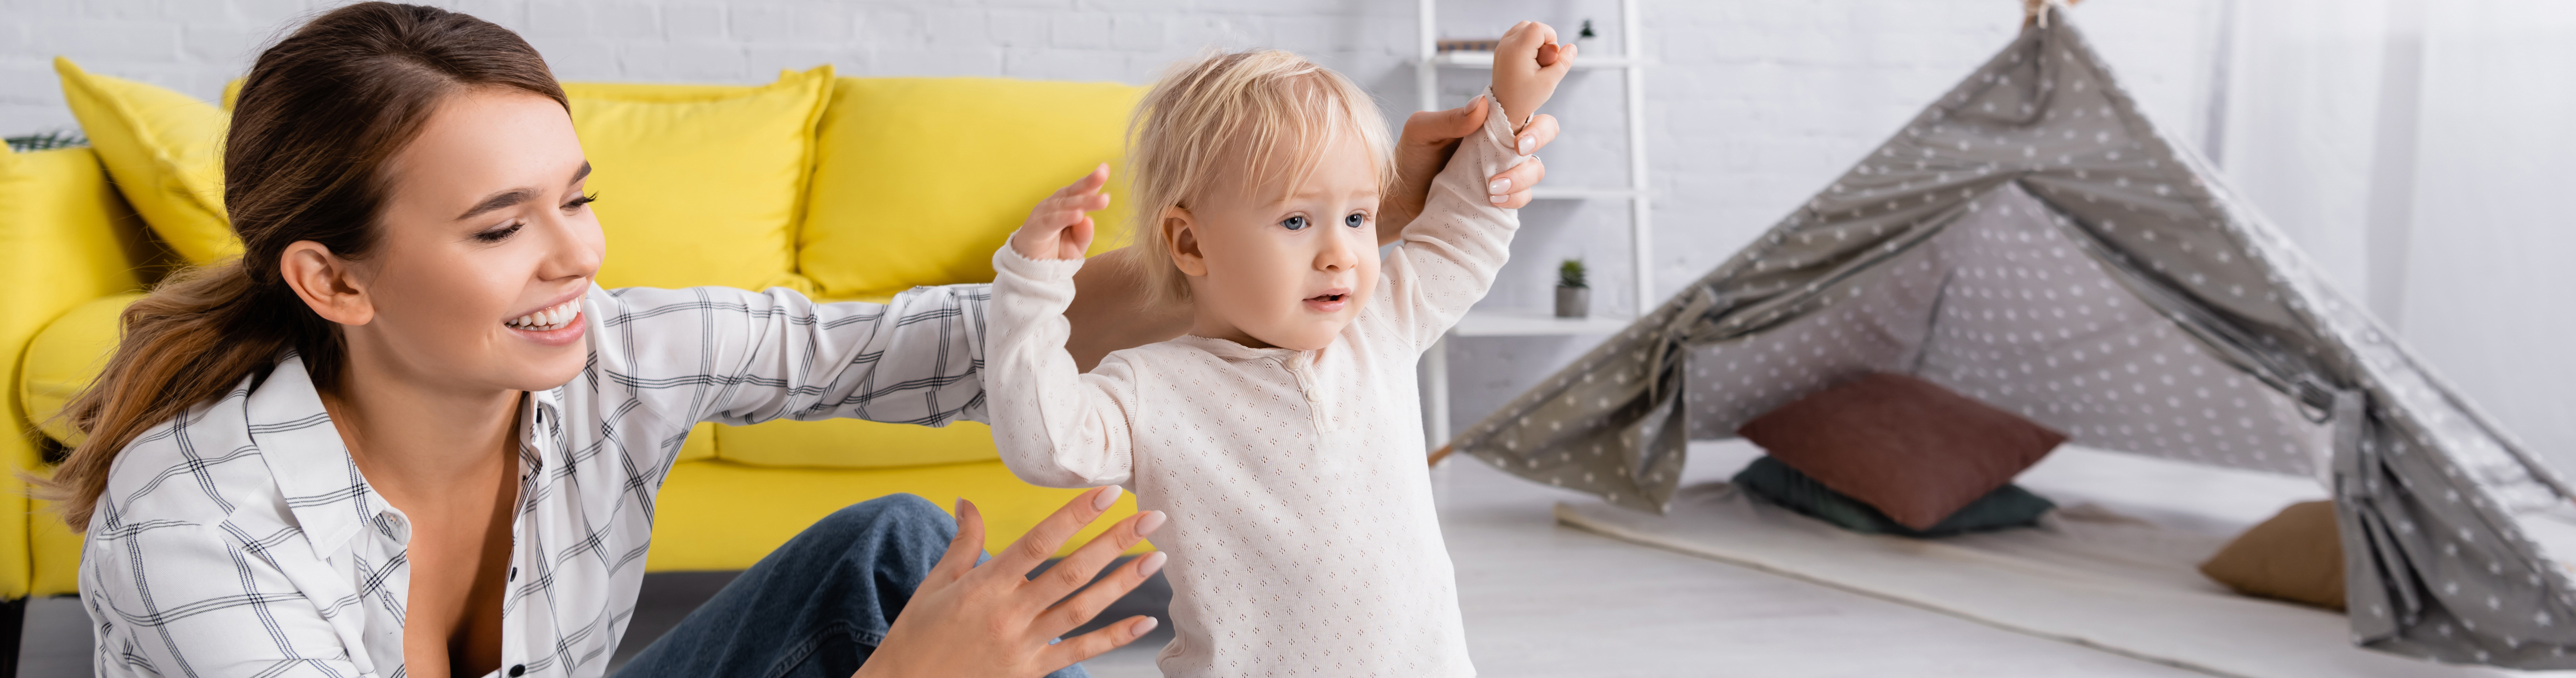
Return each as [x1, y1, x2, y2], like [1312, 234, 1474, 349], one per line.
[1303, 289, 1351, 313]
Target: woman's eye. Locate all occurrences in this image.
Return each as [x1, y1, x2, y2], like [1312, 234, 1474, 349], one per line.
[1280, 215, 1309, 231]
[1344, 212, 1367, 229]
[473, 222, 524, 243]
[564, 193, 598, 211]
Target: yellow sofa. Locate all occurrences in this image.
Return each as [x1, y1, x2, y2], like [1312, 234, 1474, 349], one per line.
[1, 61, 1152, 603]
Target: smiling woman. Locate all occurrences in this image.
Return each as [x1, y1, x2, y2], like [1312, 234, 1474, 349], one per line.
[40, 4, 1559, 678]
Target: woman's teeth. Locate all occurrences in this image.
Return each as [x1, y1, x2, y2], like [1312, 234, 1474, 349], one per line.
[505, 299, 582, 331]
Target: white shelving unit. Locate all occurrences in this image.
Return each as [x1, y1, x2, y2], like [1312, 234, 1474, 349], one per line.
[1416, 0, 1653, 449]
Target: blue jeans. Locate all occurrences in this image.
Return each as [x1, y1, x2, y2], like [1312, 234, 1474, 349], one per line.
[612, 494, 1090, 678]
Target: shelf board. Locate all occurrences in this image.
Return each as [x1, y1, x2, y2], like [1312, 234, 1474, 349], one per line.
[1421, 50, 1652, 70]
[1451, 309, 1636, 337]
[1529, 187, 1643, 200]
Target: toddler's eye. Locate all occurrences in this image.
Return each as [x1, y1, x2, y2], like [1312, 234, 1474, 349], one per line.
[1280, 215, 1309, 231]
[1344, 212, 1367, 229]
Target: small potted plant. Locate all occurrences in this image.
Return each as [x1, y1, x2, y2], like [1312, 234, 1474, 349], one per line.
[1555, 258, 1589, 318]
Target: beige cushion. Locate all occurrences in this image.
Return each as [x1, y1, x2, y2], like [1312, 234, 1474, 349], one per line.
[2201, 500, 2346, 610]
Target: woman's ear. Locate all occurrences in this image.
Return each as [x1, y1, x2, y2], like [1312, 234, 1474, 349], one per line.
[280, 240, 376, 326]
[1163, 206, 1210, 278]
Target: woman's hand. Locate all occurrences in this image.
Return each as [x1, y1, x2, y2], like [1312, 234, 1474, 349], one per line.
[1376, 98, 1562, 244]
[853, 487, 1169, 678]
[1065, 101, 1563, 361]
[1009, 164, 1111, 261]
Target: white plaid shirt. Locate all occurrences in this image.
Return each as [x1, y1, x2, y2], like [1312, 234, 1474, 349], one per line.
[79, 283, 990, 678]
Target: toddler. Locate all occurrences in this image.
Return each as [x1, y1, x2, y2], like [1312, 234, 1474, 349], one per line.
[987, 22, 1573, 677]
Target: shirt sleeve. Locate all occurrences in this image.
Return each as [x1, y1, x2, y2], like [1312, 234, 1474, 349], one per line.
[589, 282, 992, 429]
[83, 516, 366, 678]
[981, 246, 1138, 488]
[1371, 87, 1528, 352]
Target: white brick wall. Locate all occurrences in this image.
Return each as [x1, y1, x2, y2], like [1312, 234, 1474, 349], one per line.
[0, 0, 2301, 449]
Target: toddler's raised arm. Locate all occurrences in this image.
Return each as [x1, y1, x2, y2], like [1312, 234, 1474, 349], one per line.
[985, 169, 1138, 488]
[1375, 22, 1574, 350]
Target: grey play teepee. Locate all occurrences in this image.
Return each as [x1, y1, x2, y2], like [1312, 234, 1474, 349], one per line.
[1451, 7, 2576, 668]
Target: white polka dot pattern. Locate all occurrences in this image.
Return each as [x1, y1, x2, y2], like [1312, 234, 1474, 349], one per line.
[982, 91, 1526, 678]
[1452, 13, 2576, 668]
[1679, 184, 2330, 478]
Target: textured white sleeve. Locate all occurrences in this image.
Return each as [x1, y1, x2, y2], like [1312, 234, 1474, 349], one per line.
[1373, 87, 1527, 352]
[982, 246, 1137, 488]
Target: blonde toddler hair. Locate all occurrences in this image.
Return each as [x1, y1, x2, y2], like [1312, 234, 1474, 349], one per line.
[1126, 49, 1396, 306]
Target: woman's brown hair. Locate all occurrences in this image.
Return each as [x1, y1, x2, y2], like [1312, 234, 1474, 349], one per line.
[39, 2, 566, 531]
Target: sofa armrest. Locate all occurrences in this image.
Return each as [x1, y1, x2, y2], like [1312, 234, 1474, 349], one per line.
[1, 147, 159, 597]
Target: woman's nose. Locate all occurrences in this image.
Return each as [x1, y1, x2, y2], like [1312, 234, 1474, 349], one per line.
[539, 211, 606, 280]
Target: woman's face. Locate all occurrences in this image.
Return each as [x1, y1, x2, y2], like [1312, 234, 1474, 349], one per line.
[337, 88, 605, 394]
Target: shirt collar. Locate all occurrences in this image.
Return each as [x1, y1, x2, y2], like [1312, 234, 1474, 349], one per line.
[242, 354, 384, 555]
[1171, 334, 1310, 363]
[242, 355, 565, 553]
[519, 386, 561, 480]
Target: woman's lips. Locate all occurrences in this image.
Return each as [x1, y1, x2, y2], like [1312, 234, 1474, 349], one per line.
[506, 312, 586, 347]
[504, 295, 586, 347]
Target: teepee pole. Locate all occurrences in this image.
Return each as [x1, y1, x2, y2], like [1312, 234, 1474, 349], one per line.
[1623, 0, 1654, 318]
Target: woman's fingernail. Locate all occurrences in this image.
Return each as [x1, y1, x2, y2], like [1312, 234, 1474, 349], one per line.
[1518, 135, 1535, 155]
[1092, 485, 1123, 511]
[1488, 178, 1511, 194]
[1138, 551, 1169, 578]
[1132, 616, 1160, 636]
[1489, 194, 1510, 204]
[1135, 510, 1167, 537]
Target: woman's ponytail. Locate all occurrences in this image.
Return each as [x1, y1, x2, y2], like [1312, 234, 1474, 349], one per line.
[34, 2, 565, 532]
[39, 262, 331, 531]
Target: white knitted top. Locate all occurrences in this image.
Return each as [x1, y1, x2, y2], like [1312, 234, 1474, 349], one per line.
[984, 94, 1522, 678]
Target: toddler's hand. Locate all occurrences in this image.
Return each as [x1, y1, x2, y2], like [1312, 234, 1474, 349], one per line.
[1492, 21, 1576, 135]
[1011, 164, 1110, 261]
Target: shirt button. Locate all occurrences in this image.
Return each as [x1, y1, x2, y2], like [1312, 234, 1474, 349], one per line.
[509, 665, 526, 677]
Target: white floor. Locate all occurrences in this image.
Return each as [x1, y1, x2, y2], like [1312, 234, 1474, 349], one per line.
[1080, 442, 2212, 677]
[17, 442, 2238, 678]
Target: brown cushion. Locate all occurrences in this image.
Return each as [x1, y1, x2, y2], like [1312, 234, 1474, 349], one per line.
[2200, 500, 2346, 610]
[1736, 372, 2066, 530]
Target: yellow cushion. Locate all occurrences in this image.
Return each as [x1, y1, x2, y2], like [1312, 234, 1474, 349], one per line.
[799, 77, 1142, 299]
[677, 422, 717, 463]
[2, 146, 152, 598]
[564, 67, 832, 292]
[649, 459, 1150, 571]
[715, 419, 1000, 469]
[21, 293, 144, 447]
[54, 57, 237, 265]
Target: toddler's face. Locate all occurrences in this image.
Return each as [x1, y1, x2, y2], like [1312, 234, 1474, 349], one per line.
[1174, 133, 1380, 351]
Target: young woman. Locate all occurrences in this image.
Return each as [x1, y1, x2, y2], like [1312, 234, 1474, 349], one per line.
[44, 4, 1559, 678]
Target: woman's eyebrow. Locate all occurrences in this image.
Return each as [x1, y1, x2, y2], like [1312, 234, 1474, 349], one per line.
[454, 162, 593, 221]
[456, 188, 536, 221]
